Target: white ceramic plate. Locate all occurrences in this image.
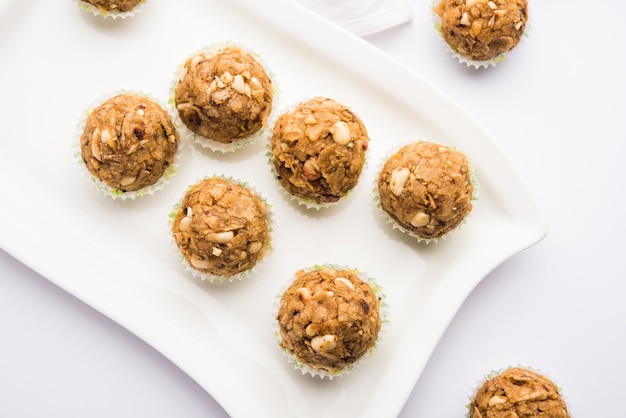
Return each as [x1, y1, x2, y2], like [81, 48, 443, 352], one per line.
[0, 0, 546, 417]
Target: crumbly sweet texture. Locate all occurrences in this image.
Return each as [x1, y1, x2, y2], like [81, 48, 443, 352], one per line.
[174, 46, 273, 144]
[270, 97, 369, 203]
[80, 93, 178, 192]
[171, 178, 269, 278]
[470, 368, 570, 418]
[277, 268, 381, 372]
[434, 0, 528, 61]
[82, 0, 142, 13]
[377, 141, 473, 239]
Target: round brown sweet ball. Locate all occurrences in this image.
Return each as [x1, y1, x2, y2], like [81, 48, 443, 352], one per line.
[470, 367, 570, 418]
[434, 0, 528, 61]
[174, 45, 273, 144]
[82, 0, 143, 13]
[80, 93, 178, 192]
[276, 267, 381, 373]
[377, 141, 474, 240]
[171, 178, 270, 279]
[270, 97, 370, 204]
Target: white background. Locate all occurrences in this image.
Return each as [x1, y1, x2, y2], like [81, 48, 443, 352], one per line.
[1, 0, 625, 417]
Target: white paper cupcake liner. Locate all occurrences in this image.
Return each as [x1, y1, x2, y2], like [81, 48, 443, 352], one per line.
[431, 0, 531, 69]
[373, 140, 479, 244]
[266, 97, 370, 210]
[466, 365, 570, 418]
[168, 41, 280, 153]
[75, 0, 147, 19]
[74, 89, 182, 200]
[272, 263, 389, 379]
[168, 175, 274, 284]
